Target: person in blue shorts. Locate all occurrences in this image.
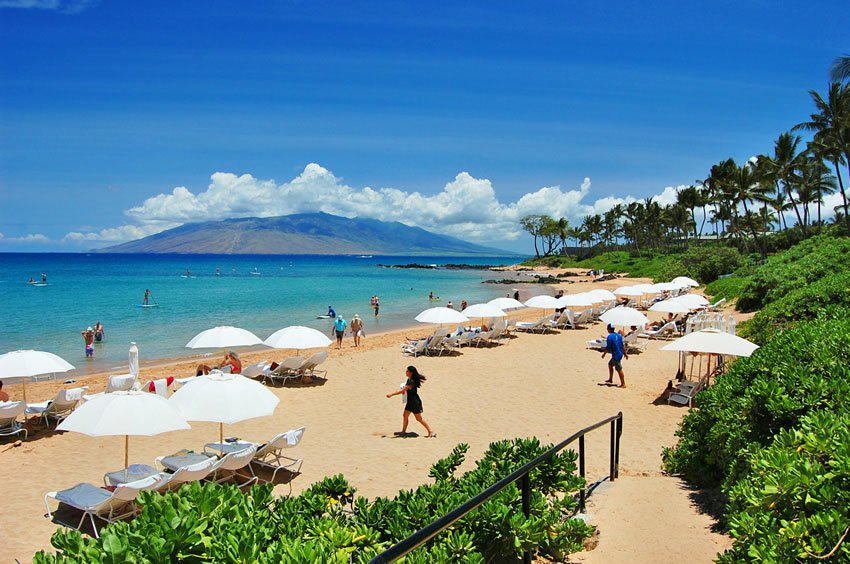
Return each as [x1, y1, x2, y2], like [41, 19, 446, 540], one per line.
[601, 323, 628, 387]
[81, 327, 95, 358]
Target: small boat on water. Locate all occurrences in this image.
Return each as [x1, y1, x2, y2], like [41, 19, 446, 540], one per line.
[250, 268, 261, 276]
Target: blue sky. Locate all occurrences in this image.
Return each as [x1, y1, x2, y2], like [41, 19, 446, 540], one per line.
[0, 0, 846, 252]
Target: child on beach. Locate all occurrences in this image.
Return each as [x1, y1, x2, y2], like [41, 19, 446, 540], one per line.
[386, 365, 435, 438]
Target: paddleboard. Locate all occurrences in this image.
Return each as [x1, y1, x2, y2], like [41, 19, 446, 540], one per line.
[180, 275, 196, 279]
[249, 272, 261, 276]
[316, 315, 332, 319]
[136, 304, 160, 308]
[32, 282, 49, 287]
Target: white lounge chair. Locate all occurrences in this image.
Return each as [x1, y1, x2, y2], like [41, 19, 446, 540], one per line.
[44, 474, 164, 537]
[573, 309, 593, 327]
[297, 352, 329, 380]
[622, 330, 646, 352]
[263, 356, 305, 384]
[515, 316, 554, 333]
[709, 298, 727, 311]
[145, 378, 172, 397]
[250, 427, 305, 487]
[668, 378, 705, 407]
[424, 334, 446, 355]
[549, 310, 575, 329]
[642, 321, 679, 340]
[0, 401, 27, 440]
[402, 338, 429, 357]
[26, 387, 88, 427]
[154, 455, 219, 491]
[207, 444, 259, 488]
[241, 361, 271, 379]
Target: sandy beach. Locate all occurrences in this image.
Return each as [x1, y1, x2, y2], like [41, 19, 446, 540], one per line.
[0, 270, 734, 562]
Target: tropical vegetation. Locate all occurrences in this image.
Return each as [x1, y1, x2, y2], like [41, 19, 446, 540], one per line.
[36, 438, 594, 562]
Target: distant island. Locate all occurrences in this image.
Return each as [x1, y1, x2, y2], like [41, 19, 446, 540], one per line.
[95, 212, 520, 256]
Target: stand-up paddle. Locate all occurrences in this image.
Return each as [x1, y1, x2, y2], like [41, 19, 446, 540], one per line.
[138, 289, 160, 308]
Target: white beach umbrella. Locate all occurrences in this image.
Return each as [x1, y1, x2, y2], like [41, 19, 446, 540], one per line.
[632, 283, 659, 294]
[675, 294, 710, 307]
[523, 295, 561, 309]
[129, 342, 139, 377]
[487, 297, 527, 310]
[651, 282, 681, 293]
[0, 349, 75, 404]
[264, 326, 332, 351]
[556, 293, 594, 308]
[461, 303, 507, 319]
[660, 328, 758, 357]
[414, 307, 469, 324]
[587, 289, 617, 302]
[600, 306, 650, 327]
[649, 299, 692, 314]
[58, 390, 190, 470]
[169, 373, 280, 446]
[613, 286, 645, 297]
[185, 326, 264, 349]
[672, 276, 700, 287]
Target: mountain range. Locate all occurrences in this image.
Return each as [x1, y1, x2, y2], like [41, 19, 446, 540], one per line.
[96, 213, 516, 256]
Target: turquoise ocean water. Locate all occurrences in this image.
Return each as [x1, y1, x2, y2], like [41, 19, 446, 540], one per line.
[0, 253, 521, 376]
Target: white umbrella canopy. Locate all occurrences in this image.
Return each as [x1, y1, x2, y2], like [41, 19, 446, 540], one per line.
[672, 276, 700, 287]
[600, 306, 651, 327]
[587, 289, 617, 302]
[613, 286, 645, 297]
[632, 283, 659, 294]
[675, 294, 710, 307]
[264, 326, 332, 350]
[523, 295, 561, 309]
[652, 282, 681, 293]
[185, 326, 264, 349]
[414, 307, 469, 324]
[649, 299, 692, 314]
[461, 303, 507, 319]
[169, 373, 280, 446]
[487, 297, 527, 310]
[58, 390, 190, 469]
[556, 293, 594, 308]
[0, 349, 75, 403]
[660, 329, 759, 357]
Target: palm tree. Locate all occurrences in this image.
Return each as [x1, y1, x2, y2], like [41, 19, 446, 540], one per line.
[831, 54, 850, 83]
[763, 133, 808, 234]
[676, 186, 702, 239]
[794, 83, 850, 233]
[796, 156, 837, 226]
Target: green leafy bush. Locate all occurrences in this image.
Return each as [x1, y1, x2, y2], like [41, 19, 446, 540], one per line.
[662, 318, 850, 490]
[703, 272, 752, 303]
[654, 245, 744, 285]
[735, 235, 850, 312]
[35, 438, 594, 563]
[739, 272, 850, 345]
[718, 412, 850, 563]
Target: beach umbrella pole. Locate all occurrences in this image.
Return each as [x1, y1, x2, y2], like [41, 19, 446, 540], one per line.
[220, 423, 224, 448]
[125, 435, 129, 470]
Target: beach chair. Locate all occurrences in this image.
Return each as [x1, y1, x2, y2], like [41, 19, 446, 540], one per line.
[515, 315, 553, 333]
[586, 337, 606, 350]
[106, 373, 136, 393]
[401, 338, 428, 357]
[667, 378, 705, 407]
[423, 335, 446, 355]
[440, 335, 460, 351]
[572, 309, 593, 328]
[241, 361, 271, 378]
[455, 332, 476, 348]
[709, 298, 726, 311]
[207, 444, 259, 488]
[26, 387, 88, 428]
[549, 310, 574, 329]
[263, 356, 305, 385]
[144, 378, 172, 397]
[44, 473, 164, 538]
[249, 427, 305, 488]
[0, 401, 27, 441]
[153, 455, 219, 491]
[297, 351, 329, 380]
[642, 321, 679, 340]
[622, 330, 645, 353]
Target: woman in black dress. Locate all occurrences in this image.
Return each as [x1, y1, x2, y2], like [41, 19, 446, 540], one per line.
[386, 365, 435, 437]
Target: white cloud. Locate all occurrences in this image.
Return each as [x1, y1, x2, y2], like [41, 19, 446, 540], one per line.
[64, 222, 176, 243]
[4, 233, 49, 243]
[67, 163, 685, 245]
[0, 0, 94, 12]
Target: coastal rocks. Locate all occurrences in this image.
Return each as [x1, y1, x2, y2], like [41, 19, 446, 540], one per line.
[377, 263, 505, 270]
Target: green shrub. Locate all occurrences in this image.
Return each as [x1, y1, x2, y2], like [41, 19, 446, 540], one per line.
[735, 235, 850, 312]
[740, 273, 850, 345]
[655, 245, 745, 285]
[35, 438, 594, 562]
[704, 273, 752, 303]
[718, 412, 850, 563]
[662, 318, 850, 490]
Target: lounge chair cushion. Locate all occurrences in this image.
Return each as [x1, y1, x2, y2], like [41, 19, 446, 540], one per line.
[55, 483, 113, 510]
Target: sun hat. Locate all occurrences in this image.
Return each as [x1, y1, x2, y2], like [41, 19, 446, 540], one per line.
[353, 314, 360, 319]
[87, 326, 93, 331]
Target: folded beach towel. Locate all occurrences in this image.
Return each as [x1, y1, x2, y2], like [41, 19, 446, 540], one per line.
[147, 377, 174, 396]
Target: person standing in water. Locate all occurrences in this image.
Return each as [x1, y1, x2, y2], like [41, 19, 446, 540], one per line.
[93, 321, 105, 342]
[385, 365, 435, 437]
[373, 295, 380, 317]
[81, 327, 95, 358]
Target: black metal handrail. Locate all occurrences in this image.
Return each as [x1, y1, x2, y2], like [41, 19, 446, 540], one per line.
[369, 411, 623, 563]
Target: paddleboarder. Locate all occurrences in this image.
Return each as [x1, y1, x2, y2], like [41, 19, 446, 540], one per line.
[143, 289, 152, 305]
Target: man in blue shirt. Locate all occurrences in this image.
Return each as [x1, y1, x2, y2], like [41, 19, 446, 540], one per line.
[332, 316, 347, 349]
[327, 305, 336, 318]
[601, 323, 628, 387]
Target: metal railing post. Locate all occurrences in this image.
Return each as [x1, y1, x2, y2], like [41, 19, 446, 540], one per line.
[521, 473, 531, 564]
[578, 435, 586, 513]
[609, 420, 616, 481]
[615, 413, 622, 479]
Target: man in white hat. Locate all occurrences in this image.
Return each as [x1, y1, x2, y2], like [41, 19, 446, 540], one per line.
[350, 314, 364, 347]
[81, 326, 95, 358]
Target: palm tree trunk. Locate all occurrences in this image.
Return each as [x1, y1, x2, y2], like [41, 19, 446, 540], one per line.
[785, 187, 807, 236]
[837, 159, 850, 233]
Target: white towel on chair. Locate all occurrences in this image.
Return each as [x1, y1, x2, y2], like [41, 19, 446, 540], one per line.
[64, 387, 85, 401]
[152, 378, 169, 397]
